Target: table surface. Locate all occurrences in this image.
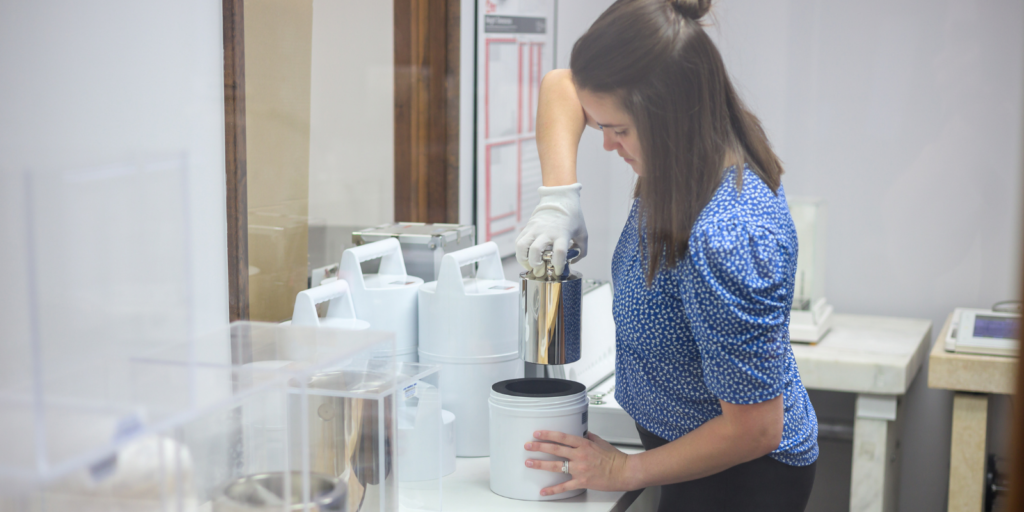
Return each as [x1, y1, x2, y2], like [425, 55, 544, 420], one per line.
[790, 313, 932, 395]
[440, 447, 645, 512]
[927, 312, 1017, 395]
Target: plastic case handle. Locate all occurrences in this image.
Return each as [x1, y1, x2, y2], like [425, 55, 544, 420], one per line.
[340, 238, 409, 289]
[436, 242, 504, 296]
[291, 278, 358, 327]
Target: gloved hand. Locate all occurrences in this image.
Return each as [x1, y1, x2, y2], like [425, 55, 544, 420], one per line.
[515, 183, 588, 277]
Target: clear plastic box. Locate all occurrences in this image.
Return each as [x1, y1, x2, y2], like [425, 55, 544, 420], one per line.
[3, 161, 445, 511]
[0, 321, 400, 511]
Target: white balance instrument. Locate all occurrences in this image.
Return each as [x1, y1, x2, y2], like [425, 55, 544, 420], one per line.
[945, 307, 1020, 357]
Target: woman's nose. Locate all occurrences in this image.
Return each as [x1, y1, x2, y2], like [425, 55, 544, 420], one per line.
[602, 130, 618, 152]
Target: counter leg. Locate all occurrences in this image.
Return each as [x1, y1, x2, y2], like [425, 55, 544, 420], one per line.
[947, 392, 988, 512]
[849, 394, 903, 512]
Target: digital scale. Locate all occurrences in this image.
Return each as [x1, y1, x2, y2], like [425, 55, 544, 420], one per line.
[945, 307, 1020, 357]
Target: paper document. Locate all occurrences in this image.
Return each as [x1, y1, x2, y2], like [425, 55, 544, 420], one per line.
[475, 0, 556, 257]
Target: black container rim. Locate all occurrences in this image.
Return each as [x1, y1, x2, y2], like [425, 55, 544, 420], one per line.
[492, 378, 586, 398]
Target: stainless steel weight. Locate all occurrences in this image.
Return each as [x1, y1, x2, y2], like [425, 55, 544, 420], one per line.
[519, 249, 582, 365]
[289, 368, 396, 512]
[215, 471, 346, 512]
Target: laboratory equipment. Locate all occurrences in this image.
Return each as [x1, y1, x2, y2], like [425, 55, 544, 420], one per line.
[214, 472, 346, 512]
[5, 163, 407, 511]
[340, 239, 424, 362]
[519, 249, 583, 365]
[418, 242, 523, 456]
[293, 366, 396, 512]
[488, 378, 588, 501]
[394, 363, 449, 512]
[352, 223, 476, 283]
[394, 363, 452, 483]
[2, 322, 398, 511]
[788, 197, 833, 343]
[946, 308, 1020, 357]
[290, 278, 371, 330]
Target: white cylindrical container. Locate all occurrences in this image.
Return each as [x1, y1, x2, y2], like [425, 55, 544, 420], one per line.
[397, 380, 457, 482]
[291, 278, 372, 331]
[488, 378, 589, 501]
[417, 352, 523, 456]
[341, 238, 423, 361]
[418, 242, 521, 456]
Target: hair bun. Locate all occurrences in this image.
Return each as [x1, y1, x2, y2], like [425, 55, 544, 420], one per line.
[669, 0, 711, 21]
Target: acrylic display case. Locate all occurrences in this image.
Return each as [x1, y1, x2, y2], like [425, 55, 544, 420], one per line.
[1, 160, 431, 511]
[0, 322, 399, 511]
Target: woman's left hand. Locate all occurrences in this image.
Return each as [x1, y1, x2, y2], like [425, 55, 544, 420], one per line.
[524, 430, 634, 496]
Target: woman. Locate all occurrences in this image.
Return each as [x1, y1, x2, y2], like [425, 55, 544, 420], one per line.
[515, 1, 819, 510]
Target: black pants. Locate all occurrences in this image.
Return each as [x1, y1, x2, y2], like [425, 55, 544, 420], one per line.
[636, 423, 816, 512]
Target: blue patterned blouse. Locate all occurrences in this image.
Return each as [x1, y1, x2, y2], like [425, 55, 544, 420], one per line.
[612, 165, 818, 466]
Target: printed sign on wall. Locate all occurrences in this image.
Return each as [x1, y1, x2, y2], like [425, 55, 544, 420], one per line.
[475, 0, 556, 257]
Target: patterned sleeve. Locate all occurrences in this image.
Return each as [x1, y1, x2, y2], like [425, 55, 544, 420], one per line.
[681, 216, 796, 405]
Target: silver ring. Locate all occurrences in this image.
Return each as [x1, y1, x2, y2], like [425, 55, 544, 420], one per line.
[562, 460, 570, 475]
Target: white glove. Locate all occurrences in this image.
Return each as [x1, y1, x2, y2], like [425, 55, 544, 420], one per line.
[515, 183, 588, 277]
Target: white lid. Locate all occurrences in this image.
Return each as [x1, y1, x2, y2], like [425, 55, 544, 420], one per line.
[433, 242, 511, 297]
[362, 273, 425, 290]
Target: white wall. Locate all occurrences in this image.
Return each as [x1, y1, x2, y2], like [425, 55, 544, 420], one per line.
[308, 0, 394, 227]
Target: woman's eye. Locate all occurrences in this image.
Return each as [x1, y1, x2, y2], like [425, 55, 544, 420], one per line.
[615, 130, 627, 136]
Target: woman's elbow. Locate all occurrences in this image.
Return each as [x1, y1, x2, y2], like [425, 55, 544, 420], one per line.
[722, 395, 785, 458]
[755, 416, 784, 456]
[542, 68, 572, 87]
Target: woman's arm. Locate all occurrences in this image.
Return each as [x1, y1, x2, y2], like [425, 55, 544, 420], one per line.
[515, 69, 591, 275]
[626, 394, 784, 488]
[536, 69, 587, 186]
[525, 394, 784, 494]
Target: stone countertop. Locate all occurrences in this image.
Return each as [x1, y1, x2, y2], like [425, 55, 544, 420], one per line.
[927, 312, 1017, 395]
[791, 314, 932, 395]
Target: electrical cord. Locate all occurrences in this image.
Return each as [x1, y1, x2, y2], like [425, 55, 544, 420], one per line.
[991, 300, 1021, 314]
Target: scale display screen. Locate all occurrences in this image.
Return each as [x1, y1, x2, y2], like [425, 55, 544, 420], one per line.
[974, 315, 1019, 339]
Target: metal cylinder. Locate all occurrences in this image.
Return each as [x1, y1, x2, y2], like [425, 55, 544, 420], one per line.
[519, 250, 582, 365]
[215, 471, 346, 512]
[289, 369, 396, 512]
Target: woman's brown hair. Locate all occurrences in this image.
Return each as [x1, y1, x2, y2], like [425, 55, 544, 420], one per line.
[570, 0, 784, 285]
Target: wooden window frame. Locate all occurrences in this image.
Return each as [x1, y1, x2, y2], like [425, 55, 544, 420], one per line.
[223, 0, 248, 324]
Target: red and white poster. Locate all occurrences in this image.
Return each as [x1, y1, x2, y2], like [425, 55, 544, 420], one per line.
[476, 0, 556, 257]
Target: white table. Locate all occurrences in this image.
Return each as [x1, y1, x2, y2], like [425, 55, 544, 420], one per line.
[439, 447, 655, 512]
[790, 314, 932, 512]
